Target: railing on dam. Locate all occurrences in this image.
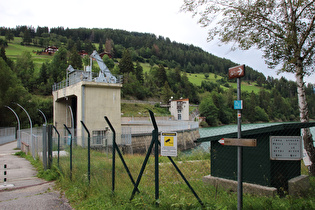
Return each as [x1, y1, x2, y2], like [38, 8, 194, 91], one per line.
[52, 71, 123, 91]
[121, 118, 199, 135]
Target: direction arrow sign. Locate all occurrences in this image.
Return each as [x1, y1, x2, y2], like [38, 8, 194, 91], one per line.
[218, 138, 257, 147]
[228, 65, 245, 79]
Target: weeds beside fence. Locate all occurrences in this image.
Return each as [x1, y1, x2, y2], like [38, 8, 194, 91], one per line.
[50, 121, 315, 209]
[8, 120, 315, 209]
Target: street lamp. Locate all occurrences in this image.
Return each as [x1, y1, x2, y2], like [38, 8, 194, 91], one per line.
[5, 106, 21, 149]
[15, 103, 33, 158]
[38, 109, 47, 125]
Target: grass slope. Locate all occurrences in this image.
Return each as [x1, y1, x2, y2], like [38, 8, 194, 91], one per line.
[2, 36, 54, 71]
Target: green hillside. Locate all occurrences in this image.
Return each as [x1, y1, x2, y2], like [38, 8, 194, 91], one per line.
[2, 36, 53, 71]
[3, 36, 262, 94]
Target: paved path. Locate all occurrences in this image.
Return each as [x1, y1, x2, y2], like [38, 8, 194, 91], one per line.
[0, 141, 72, 210]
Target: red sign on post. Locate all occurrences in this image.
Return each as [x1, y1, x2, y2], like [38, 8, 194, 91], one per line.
[228, 65, 245, 79]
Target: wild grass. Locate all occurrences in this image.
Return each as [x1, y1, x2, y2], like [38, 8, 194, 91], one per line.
[35, 146, 314, 209]
[121, 103, 171, 117]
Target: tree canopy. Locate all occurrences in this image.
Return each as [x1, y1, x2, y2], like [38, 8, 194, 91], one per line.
[181, 0, 315, 175]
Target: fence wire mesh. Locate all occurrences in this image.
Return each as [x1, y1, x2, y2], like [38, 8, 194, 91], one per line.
[17, 122, 315, 209]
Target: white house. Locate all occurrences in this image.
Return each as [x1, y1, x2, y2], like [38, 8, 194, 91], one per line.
[169, 98, 189, 121]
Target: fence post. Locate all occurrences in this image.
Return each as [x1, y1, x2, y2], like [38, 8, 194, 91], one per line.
[52, 126, 60, 168]
[48, 125, 53, 169]
[42, 125, 47, 170]
[64, 124, 72, 180]
[105, 116, 139, 194]
[150, 111, 159, 204]
[80, 121, 90, 185]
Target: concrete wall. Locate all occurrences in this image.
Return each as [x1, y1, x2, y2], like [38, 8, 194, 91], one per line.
[53, 81, 122, 146]
[129, 128, 200, 154]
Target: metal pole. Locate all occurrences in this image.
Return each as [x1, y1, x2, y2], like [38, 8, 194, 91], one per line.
[64, 124, 72, 181]
[68, 106, 74, 145]
[42, 125, 47, 170]
[80, 121, 90, 185]
[154, 128, 159, 204]
[52, 126, 60, 168]
[5, 106, 21, 149]
[16, 103, 33, 158]
[148, 110, 159, 205]
[112, 129, 116, 193]
[48, 125, 53, 169]
[237, 78, 243, 210]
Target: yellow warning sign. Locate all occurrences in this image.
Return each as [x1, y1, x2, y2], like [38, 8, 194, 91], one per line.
[161, 132, 177, 157]
[164, 137, 174, 146]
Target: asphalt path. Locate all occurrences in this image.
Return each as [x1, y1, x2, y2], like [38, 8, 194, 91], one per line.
[0, 141, 72, 210]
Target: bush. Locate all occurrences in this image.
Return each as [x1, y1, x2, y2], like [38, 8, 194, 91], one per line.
[199, 121, 208, 127]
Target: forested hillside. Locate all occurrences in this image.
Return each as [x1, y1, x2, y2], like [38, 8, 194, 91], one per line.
[0, 26, 314, 127]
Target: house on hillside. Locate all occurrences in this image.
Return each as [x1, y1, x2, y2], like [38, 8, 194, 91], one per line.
[169, 98, 189, 121]
[43, 46, 58, 55]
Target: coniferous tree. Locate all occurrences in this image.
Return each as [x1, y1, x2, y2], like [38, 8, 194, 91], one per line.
[119, 49, 134, 74]
[135, 61, 144, 84]
[0, 47, 13, 69]
[5, 30, 14, 42]
[49, 47, 68, 83]
[68, 45, 83, 69]
[98, 39, 104, 53]
[22, 29, 32, 45]
[15, 51, 35, 91]
[156, 64, 167, 88]
[161, 82, 174, 103]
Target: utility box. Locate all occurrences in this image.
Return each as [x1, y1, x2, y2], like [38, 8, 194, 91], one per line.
[197, 122, 315, 193]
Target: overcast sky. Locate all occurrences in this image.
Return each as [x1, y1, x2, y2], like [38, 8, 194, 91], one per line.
[1, 0, 314, 84]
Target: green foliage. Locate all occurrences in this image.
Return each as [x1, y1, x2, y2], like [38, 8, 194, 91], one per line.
[161, 81, 174, 104]
[134, 60, 144, 84]
[1, 28, 314, 126]
[68, 44, 82, 69]
[199, 94, 219, 126]
[254, 106, 269, 122]
[49, 46, 68, 82]
[119, 49, 134, 74]
[122, 73, 150, 100]
[14, 51, 35, 91]
[102, 54, 114, 70]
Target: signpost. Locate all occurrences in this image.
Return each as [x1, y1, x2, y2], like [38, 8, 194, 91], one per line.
[218, 138, 257, 147]
[228, 64, 245, 210]
[228, 64, 245, 79]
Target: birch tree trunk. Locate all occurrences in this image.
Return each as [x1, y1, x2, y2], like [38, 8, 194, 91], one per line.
[296, 64, 315, 175]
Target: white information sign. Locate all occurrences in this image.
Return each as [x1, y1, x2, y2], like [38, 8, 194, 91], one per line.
[161, 132, 177, 157]
[270, 136, 302, 160]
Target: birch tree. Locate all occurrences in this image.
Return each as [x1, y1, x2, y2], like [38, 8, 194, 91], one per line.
[181, 0, 315, 175]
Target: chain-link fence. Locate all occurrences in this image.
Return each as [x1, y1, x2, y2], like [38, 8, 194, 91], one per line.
[14, 119, 315, 209]
[0, 127, 15, 145]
